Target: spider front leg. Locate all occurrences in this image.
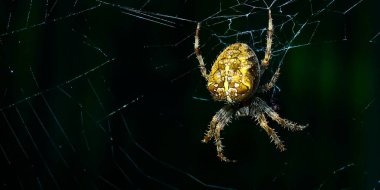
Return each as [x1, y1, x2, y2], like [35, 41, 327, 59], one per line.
[261, 9, 273, 73]
[194, 22, 209, 80]
[259, 67, 280, 93]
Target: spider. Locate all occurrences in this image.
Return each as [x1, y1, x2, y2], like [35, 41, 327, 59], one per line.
[194, 9, 307, 162]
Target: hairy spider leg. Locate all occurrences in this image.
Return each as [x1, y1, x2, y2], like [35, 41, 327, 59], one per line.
[194, 22, 209, 80]
[261, 9, 273, 72]
[254, 97, 307, 131]
[259, 67, 280, 93]
[214, 121, 236, 162]
[201, 118, 216, 144]
[202, 105, 232, 143]
[255, 112, 286, 151]
[235, 104, 286, 152]
[202, 105, 235, 162]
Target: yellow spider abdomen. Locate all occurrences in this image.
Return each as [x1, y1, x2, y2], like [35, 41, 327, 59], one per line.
[207, 43, 260, 103]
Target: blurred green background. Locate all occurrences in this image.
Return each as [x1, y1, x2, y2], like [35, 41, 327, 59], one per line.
[1, 0, 380, 189]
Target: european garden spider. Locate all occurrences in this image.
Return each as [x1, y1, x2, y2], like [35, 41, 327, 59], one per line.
[194, 9, 307, 162]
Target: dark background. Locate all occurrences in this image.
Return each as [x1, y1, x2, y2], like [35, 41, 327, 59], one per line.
[1, 0, 380, 189]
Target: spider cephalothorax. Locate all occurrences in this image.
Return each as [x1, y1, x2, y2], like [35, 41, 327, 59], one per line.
[194, 9, 307, 162]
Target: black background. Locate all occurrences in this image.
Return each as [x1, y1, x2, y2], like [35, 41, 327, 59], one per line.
[1, 0, 380, 189]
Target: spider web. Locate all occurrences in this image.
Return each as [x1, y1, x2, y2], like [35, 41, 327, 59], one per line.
[0, 0, 379, 189]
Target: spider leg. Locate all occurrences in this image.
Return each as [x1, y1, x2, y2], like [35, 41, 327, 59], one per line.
[194, 22, 209, 80]
[254, 97, 307, 131]
[235, 106, 250, 117]
[260, 9, 273, 73]
[255, 112, 286, 151]
[202, 105, 233, 143]
[214, 121, 235, 162]
[201, 117, 216, 144]
[258, 67, 280, 93]
[202, 105, 235, 162]
[236, 104, 285, 151]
